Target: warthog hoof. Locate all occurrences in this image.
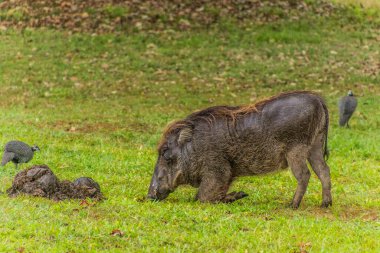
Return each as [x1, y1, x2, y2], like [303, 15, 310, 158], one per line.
[321, 200, 332, 208]
[289, 202, 300, 209]
[223, 191, 249, 203]
[233, 191, 249, 199]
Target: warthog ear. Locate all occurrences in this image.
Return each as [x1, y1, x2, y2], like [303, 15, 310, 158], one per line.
[177, 127, 192, 146]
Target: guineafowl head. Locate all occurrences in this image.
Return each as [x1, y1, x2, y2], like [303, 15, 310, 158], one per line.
[347, 90, 354, 96]
[31, 145, 40, 152]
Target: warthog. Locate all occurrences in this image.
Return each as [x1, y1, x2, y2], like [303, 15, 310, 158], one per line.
[148, 91, 332, 208]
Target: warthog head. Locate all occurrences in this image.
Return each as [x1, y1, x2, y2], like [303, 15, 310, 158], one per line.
[147, 124, 192, 201]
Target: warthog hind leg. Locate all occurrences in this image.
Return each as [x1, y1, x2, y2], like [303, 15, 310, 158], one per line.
[308, 135, 332, 208]
[287, 146, 311, 209]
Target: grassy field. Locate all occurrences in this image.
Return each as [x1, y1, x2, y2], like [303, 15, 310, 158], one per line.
[0, 2, 379, 253]
[334, 0, 380, 8]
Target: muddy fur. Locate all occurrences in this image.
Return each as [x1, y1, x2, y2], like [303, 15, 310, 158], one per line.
[148, 91, 332, 208]
[7, 165, 103, 200]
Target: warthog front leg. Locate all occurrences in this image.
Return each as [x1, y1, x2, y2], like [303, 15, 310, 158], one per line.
[223, 191, 249, 203]
[195, 169, 248, 203]
[196, 181, 248, 203]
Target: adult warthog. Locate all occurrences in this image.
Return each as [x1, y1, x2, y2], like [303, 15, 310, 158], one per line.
[147, 91, 332, 208]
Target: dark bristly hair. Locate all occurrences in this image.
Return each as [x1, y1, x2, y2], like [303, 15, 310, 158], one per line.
[158, 91, 326, 151]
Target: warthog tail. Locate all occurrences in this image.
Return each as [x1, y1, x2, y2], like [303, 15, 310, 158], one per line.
[321, 99, 329, 161]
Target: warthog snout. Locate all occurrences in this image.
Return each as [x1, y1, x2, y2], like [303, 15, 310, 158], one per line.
[147, 184, 171, 201]
[147, 164, 171, 201]
[147, 189, 170, 201]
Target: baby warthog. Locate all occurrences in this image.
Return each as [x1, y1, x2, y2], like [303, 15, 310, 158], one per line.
[148, 91, 332, 208]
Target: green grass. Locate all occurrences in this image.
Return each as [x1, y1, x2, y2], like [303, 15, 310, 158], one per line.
[0, 11, 380, 253]
[334, 0, 380, 8]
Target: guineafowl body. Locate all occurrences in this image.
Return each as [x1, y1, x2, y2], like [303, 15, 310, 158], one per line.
[339, 90, 357, 127]
[1, 141, 40, 169]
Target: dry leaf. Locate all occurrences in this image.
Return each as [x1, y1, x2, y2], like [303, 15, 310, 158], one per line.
[79, 199, 90, 207]
[17, 247, 25, 253]
[299, 242, 312, 253]
[110, 229, 124, 237]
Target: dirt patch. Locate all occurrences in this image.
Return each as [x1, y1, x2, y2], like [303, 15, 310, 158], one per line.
[27, 120, 153, 134]
[338, 206, 379, 221]
[50, 120, 122, 133]
[7, 165, 103, 201]
[309, 206, 379, 222]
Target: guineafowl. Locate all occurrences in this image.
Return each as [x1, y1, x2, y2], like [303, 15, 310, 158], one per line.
[1, 141, 40, 169]
[339, 90, 358, 128]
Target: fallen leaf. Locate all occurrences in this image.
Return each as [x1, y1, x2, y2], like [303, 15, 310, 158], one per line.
[80, 199, 90, 207]
[110, 229, 124, 237]
[298, 242, 312, 253]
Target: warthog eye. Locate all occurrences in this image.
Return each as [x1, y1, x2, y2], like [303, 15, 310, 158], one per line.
[162, 149, 173, 162]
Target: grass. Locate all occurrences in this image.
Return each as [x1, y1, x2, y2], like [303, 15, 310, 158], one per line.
[0, 4, 380, 253]
[334, 0, 380, 8]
